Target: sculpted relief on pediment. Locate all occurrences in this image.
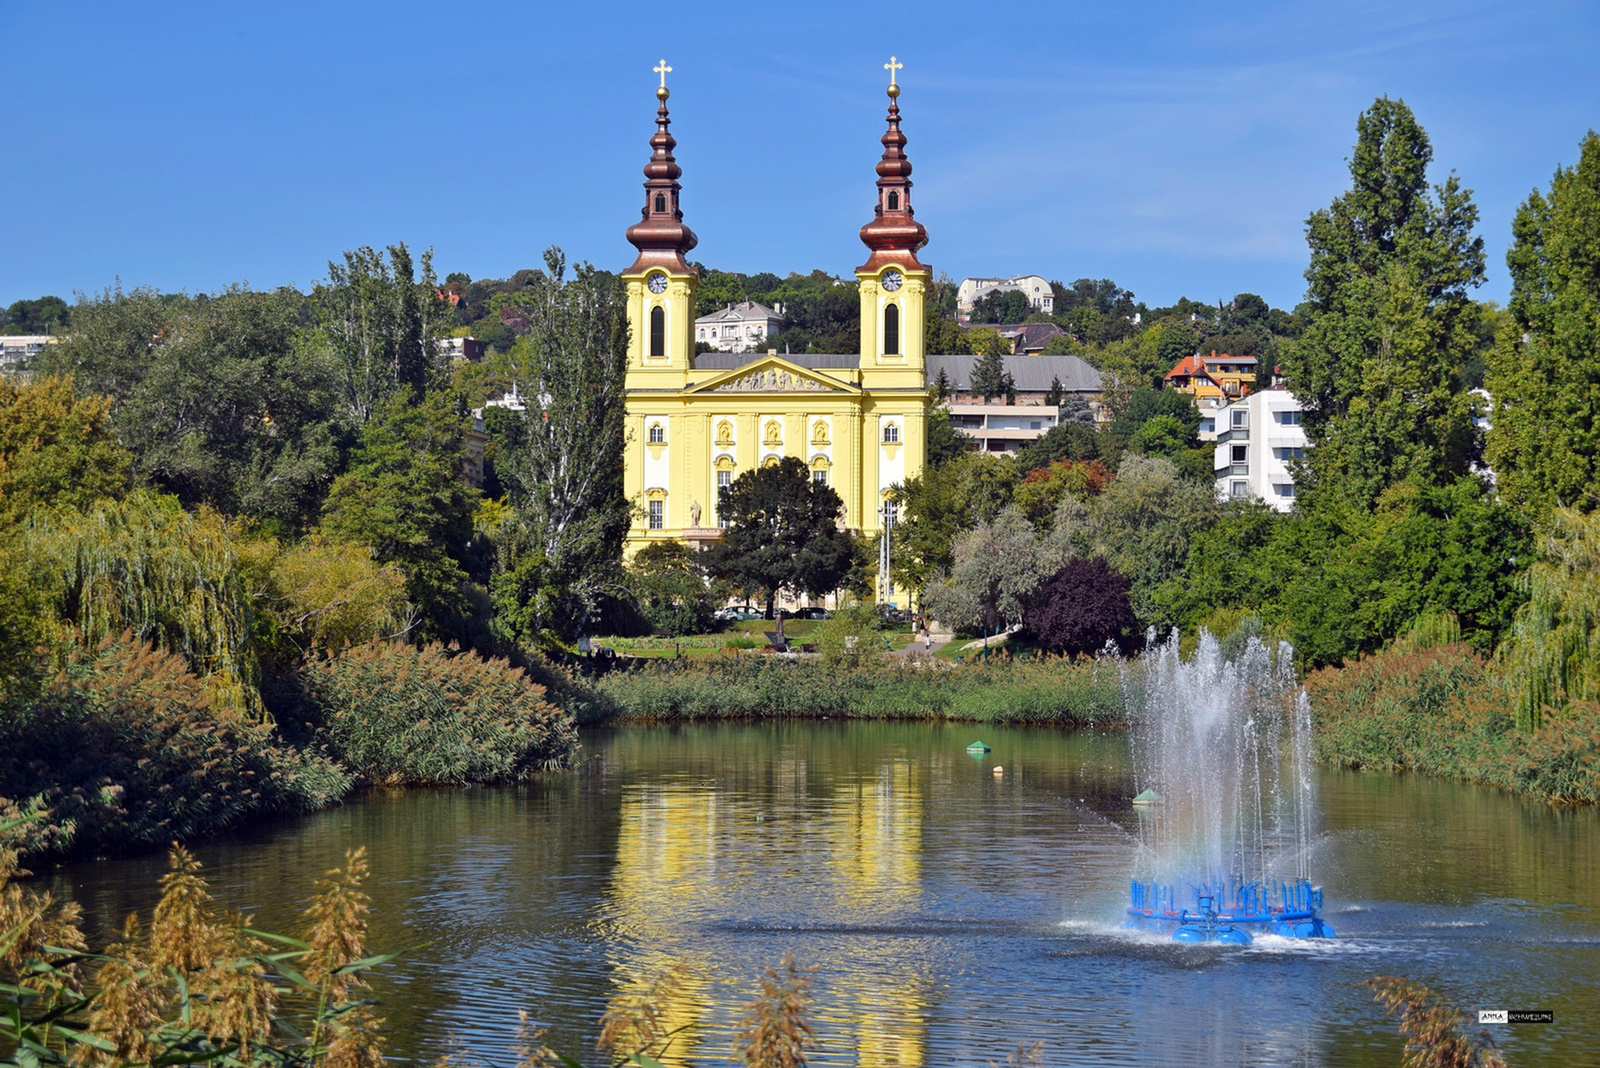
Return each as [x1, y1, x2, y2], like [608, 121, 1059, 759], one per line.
[711, 367, 834, 393]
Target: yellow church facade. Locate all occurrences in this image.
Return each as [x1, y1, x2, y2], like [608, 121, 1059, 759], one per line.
[620, 61, 932, 572]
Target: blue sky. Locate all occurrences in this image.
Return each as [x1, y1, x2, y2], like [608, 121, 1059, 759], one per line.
[4, 1, 1597, 312]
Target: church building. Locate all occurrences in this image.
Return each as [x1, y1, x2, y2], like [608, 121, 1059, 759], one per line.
[620, 60, 931, 574]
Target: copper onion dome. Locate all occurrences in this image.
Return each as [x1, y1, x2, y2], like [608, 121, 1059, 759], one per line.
[858, 61, 928, 273]
[625, 65, 698, 275]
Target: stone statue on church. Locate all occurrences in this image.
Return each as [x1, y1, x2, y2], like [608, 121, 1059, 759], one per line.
[690, 499, 702, 527]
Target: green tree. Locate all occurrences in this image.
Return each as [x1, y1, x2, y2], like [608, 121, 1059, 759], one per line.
[313, 243, 449, 425]
[706, 457, 855, 620]
[1485, 131, 1600, 513]
[1062, 454, 1219, 623]
[925, 406, 967, 467]
[321, 389, 479, 640]
[490, 249, 632, 647]
[2, 295, 69, 334]
[1497, 508, 1600, 729]
[923, 506, 1053, 635]
[1281, 97, 1486, 509]
[1108, 386, 1200, 452]
[0, 376, 131, 526]
[969, 345, 1012, 400]
[1130, 413, 1190, 458]
[36, 284, 169, 403]
[628, 541, 718, 638]
[1013, 418, 1101, 476]
[119, 288, 343, 530]
[889, 452, 1018, 593]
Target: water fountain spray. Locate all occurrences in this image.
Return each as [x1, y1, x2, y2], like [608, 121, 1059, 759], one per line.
[1123, 630, 1334, 944]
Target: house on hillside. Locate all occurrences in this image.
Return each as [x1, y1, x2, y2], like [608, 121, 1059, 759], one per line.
[995, 321, 1067, 355]
[928, 352, 1102, 454]
[1164, 351, 1258, 406]
[694, 301, 786, 353]
[957, 275, 1054, 315]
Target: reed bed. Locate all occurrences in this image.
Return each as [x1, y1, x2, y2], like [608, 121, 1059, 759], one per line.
[593, 654, 1130, 726]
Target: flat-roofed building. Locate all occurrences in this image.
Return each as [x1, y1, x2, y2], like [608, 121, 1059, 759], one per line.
[1213, 387, 1306, 512]
[927, 352, 1101, 454]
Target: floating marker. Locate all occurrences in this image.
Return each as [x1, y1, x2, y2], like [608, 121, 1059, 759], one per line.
[966, 741, 991, 753]
[1132, 789, 1165, 806]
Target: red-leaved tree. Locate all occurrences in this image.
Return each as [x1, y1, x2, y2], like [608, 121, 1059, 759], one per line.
[1025, 557, 1137, 656]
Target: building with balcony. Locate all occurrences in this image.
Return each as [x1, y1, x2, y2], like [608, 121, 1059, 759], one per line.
[693, 300, 786, 353]
[927, 352, 1101, 454]
[1165, 351, 1258, 406]
[1212, 387, 1306, 512]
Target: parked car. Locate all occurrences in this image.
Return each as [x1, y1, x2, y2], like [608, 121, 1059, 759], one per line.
[715, 606, 763, 622]
[794, 607, 831, 620]
[876, 604, 912, 624]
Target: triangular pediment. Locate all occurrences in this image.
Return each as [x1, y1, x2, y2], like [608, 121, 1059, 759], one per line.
[688, 356, 859, 395]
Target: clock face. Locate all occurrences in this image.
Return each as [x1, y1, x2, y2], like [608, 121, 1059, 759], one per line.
[882, 270, 903, 292]
[647, 273, 668, 294]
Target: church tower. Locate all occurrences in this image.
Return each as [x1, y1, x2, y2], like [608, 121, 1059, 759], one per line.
[856, 56, 929, 388]
[623, 60, 698, 380]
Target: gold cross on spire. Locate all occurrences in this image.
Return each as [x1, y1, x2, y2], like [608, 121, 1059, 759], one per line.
[884, 56, 903, 89]
[654, 59, 672, 89]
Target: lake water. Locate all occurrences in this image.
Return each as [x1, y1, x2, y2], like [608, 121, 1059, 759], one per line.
[45, 722, 1600, 1067]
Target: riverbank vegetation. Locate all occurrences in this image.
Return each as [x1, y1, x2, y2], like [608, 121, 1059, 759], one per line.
[593, 654, 1128, 726]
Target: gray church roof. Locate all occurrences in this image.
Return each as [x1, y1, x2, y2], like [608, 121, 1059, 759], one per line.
[689, 351, 1102, 392]
[693, 351, 859, 371]
[926, 353, 1102, 392]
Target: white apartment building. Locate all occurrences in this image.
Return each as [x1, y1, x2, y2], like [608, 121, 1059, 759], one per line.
[694, 301, 785, 353]
[1213, 387, 1306, 512]
[0, 334, 53, 372]
[956, 275, 1054, 315]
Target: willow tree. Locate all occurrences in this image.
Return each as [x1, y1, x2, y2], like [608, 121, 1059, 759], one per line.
[25, 491, 261, 715]
[1281, 97, 1486, 510]
[1497, 509, 1600, 730]
[490, 248, 632, 646]
[1485, 131, 1600, 514]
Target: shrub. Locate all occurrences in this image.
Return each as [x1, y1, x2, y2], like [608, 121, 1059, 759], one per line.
[594, 655, 1128, 725]
[1025, 557, 1137, 657]
[306, 641, 578, 785]
[1307, 641, 1600, 803]
[0, 633, 347, 862]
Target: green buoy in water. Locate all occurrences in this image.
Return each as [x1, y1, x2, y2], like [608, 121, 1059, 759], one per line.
[1132, 789, 1164, 806]
[966, 741, 991, 754]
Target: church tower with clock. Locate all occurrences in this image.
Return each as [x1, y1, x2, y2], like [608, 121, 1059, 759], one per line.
[620, 59, 931, 598]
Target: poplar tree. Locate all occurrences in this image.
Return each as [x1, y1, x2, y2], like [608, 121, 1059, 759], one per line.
[1485, 131, 1600, 514]
[490, 248, 632, 646]
[1281, 97, 1486, 510]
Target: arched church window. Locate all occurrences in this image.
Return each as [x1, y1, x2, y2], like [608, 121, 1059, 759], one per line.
[654, 193, 666, 213]
[648, 422, 665, 445]
[884, 303, 900, 356]
[883, 423, 900, 445]
[650, 306, 665, 357]
[888, 191, 900, 210]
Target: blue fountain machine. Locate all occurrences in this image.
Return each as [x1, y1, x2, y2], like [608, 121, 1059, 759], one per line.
[1127, 875, 1335, 944]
